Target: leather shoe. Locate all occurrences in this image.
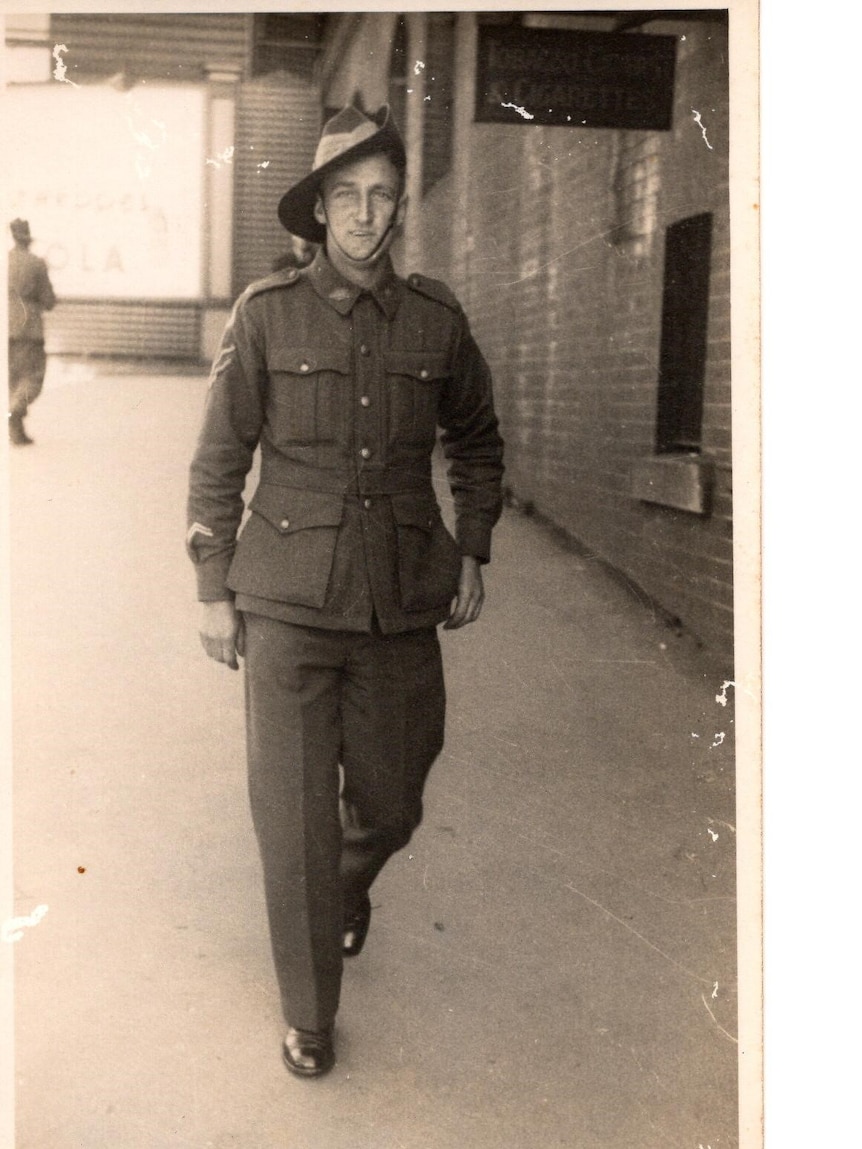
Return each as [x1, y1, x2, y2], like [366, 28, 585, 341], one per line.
[342, 893, 371, 957]
[282, 1026, 335, 1078]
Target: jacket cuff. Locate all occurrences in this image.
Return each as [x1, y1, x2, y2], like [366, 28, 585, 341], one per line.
[456, 520, 493, 565]
[195, 553, 235, 602]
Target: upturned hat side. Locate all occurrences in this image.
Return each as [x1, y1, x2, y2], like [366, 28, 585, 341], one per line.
[278, 105, 406, 244]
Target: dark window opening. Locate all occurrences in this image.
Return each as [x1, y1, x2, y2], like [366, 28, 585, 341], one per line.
[655, 212, 713, 454]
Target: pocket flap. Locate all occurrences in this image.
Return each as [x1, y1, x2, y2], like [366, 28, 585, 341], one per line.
[249, 484, 345, 534]
[268, 347, 350, 376]
[390, 494, 442, 533]
[384, 352, 450, 382]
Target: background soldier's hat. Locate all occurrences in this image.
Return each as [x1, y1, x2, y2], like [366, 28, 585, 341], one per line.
[278, 104, 406, 244]
[10, 218, 33, 243]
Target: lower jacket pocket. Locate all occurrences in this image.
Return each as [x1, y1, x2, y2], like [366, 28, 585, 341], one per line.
[226, 485, 344, 608]
[392, 495, 462, 612]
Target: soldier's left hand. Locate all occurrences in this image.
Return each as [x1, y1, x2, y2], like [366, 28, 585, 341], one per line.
[444, 556, 484, 629]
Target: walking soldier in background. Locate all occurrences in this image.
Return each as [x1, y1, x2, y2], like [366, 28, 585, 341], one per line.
[7, 218, 56, 446]
[186, 105, 504, 1077]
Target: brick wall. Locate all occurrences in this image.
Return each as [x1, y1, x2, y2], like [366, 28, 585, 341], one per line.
[434, 17, 733, 661]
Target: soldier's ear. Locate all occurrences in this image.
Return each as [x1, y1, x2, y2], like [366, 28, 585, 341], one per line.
[313, 193, 327, 227]
[395, 194, 408, 229]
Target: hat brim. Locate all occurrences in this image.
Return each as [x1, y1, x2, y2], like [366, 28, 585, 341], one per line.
[278, 114, 406, 244]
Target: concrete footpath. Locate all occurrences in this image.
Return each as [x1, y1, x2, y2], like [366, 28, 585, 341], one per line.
[6, 360, 738, 1149]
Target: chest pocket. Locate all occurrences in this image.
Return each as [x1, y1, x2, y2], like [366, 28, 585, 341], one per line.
[384, 352, 450, 447]
[267, 346, 350, 445]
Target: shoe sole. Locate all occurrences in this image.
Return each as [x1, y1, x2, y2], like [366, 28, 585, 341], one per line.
[282, 1048, 335, 1078]
[282, 1038, 335, 1078]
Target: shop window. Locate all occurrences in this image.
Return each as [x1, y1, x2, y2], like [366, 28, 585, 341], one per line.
[251, 13, 322, 79]
[655, 212, 713, 454]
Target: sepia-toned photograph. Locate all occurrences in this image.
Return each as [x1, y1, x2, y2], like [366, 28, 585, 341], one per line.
[2, 5, 760, 1147]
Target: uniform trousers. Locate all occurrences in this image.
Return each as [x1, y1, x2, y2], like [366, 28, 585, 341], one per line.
[242, 613, 445, 1032]
[8, 339, 47, 418]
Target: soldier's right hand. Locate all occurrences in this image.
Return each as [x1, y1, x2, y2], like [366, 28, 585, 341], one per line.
[199, 600, 245, 670]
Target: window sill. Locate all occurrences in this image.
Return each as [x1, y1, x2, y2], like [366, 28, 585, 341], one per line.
[630, 454, 714, 515]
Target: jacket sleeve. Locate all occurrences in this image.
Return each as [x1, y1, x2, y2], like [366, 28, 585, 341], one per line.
[35, 259, 56, 312]
[186, 296, 266, 600]
[438, 311, 505, 564]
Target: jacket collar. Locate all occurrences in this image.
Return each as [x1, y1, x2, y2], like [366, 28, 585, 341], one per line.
[307, 248, 400, 320]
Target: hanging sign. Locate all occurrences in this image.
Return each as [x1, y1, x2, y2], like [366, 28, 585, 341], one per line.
[475, 25, 676, 131]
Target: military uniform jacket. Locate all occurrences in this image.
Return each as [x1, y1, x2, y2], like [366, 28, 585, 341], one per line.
[8, 247, 56, 342]
[187, 250, 504, 635]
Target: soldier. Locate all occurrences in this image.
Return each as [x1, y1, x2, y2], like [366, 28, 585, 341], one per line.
[7, 218, 56, 446]
[187, 105, 504, 1077]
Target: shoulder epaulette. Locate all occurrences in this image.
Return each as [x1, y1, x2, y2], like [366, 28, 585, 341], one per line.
[405, 272, 461, 312]
[244, 266, 305, 301]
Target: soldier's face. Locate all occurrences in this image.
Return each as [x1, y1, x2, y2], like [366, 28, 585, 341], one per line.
[315, 154, 404, 262]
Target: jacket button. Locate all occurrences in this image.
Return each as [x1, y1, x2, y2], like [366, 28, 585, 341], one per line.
[299, 362, 309, 373]
[364, 498, 372, 509]
[360, 395, 371, 407]
[359, 343, 370, 356]
[280, 518, 290, 530]
[420, 368, 429, 379]
[360, 447, 372, 459]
